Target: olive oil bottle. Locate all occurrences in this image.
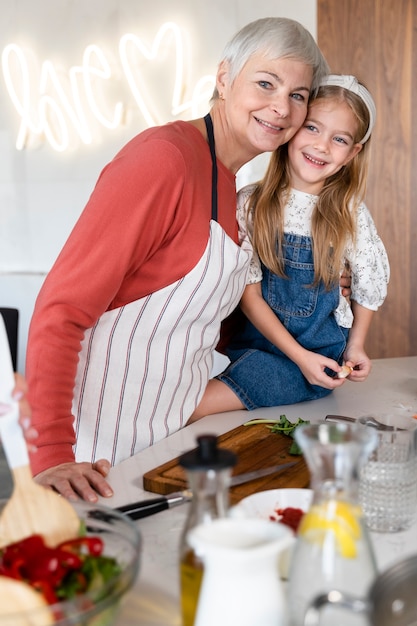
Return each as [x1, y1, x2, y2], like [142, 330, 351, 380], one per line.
[179, 435, 236, 626]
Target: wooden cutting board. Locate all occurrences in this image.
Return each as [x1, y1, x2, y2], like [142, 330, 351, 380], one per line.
[143, 423, 311, 505]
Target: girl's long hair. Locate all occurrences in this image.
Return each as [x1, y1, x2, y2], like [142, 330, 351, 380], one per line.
[250, 85, 372, 289]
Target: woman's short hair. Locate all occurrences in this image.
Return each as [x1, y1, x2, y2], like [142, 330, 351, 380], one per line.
[213, 17, 329, 100]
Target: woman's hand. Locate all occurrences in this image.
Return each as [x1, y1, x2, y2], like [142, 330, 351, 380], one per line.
[34, 459, 114, 502]
[340, 267, 352, 298]
[0, 373, 38, 452]
[1, 375, 113, 502]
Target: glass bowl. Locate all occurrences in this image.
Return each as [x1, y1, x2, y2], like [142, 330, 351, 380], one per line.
[0, 499, 141, 626]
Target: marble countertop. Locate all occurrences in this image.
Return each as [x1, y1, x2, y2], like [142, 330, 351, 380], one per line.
[1, 356, 416, 625]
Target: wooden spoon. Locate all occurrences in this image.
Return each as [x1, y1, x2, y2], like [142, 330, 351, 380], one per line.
[0, 315, 80, 548]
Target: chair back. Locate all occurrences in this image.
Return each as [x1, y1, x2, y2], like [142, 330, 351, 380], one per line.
[0, 308, 19, 371]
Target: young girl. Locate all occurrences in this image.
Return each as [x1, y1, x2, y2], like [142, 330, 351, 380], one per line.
[191, 74, 390, 418]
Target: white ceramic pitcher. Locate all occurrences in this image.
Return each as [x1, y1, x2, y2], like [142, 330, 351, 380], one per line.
[187, 517, 294, 626]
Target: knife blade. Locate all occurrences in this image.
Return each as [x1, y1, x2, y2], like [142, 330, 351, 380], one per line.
[116, 460, 297, 520]
[229, 460, 297, 486]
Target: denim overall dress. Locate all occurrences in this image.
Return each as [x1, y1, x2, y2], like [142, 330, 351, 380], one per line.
[218, 232, 349, 410]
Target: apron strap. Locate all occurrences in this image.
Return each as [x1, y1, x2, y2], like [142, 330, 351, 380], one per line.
[204, 113, 218, 222]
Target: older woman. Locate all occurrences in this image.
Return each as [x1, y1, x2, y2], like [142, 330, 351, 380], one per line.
[26, 17, 329, 501]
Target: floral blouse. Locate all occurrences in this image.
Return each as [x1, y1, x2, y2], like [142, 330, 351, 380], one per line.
[237, 185, 390, 328]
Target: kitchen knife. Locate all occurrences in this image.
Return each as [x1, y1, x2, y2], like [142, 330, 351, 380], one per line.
[116, 460, 297, 520]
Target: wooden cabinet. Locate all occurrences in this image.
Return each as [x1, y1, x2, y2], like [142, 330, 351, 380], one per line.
[318, 0, 417, 357]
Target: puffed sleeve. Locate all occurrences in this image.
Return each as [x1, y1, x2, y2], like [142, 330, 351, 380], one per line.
[237, 185, 262, 284]
[345, 202, 390, 310]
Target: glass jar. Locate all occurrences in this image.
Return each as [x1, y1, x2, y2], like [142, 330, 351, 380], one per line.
[179, 434, 236, 626]
[287, 422, 378, 626]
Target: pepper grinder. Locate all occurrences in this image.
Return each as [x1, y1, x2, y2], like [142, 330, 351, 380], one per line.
[179, 434, 237, 626]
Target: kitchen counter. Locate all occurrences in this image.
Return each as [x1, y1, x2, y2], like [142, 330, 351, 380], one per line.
[100, 356, 417, 626]
[1, 357, 416, 625]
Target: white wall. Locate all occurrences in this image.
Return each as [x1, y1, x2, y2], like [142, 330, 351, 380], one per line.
[0, 0, 316, 372]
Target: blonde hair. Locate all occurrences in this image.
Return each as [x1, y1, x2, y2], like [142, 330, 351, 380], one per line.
[250, 84, 372, 288]
[212, 17, 329, 101]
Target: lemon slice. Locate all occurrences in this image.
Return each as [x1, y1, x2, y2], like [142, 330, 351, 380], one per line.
[0, 576, 54, 625]
[298, 500, 361, 558]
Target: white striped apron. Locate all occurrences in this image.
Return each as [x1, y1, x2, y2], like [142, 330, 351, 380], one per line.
[72, 220, 251, 465]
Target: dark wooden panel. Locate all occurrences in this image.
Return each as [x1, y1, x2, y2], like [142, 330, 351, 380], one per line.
[318, 0, 417, 357]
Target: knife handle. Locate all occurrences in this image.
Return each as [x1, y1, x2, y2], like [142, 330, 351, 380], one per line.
[325, 414, 356, 423]
[117, 497, 169, 520]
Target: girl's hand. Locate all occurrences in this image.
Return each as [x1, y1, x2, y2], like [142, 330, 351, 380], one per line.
[343, 347, 372, 382]
[296, 349, 348, 389]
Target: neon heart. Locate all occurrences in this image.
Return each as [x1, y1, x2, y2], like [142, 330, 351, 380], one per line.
[119, 22, 186, 127]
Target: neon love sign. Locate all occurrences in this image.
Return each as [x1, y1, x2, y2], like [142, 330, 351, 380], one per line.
[1, 22, 216, 152]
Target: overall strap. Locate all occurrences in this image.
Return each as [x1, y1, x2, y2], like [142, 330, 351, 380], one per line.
[203, 113, 218, 222]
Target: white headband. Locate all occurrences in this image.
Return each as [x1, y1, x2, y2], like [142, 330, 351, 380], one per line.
[319, 74, 376, 144]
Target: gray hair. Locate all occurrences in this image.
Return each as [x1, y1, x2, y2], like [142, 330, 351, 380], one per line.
[212, 17, 329, 100]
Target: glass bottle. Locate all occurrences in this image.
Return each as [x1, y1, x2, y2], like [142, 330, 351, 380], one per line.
[179, 434, 237, 626]
[287, 422, 378, 626]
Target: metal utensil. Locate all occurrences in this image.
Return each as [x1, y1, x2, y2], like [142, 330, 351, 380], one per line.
[116, 460, 297, 520]
[325, 414, 406, 431]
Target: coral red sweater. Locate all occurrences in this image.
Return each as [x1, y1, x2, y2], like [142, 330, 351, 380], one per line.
[26, 121, 238, 474]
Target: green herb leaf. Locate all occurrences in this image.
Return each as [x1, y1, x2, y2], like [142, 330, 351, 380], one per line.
[244, 414, 309, 455]
[57, 554, 120, 601]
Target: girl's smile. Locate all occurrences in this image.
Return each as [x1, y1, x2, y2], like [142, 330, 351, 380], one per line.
[288, 99, 362, 195]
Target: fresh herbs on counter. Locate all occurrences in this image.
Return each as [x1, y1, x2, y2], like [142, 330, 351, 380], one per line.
[244, 415, 310, 455]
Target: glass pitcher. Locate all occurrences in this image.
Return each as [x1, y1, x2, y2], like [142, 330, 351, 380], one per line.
[287, 422, 378, 626]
